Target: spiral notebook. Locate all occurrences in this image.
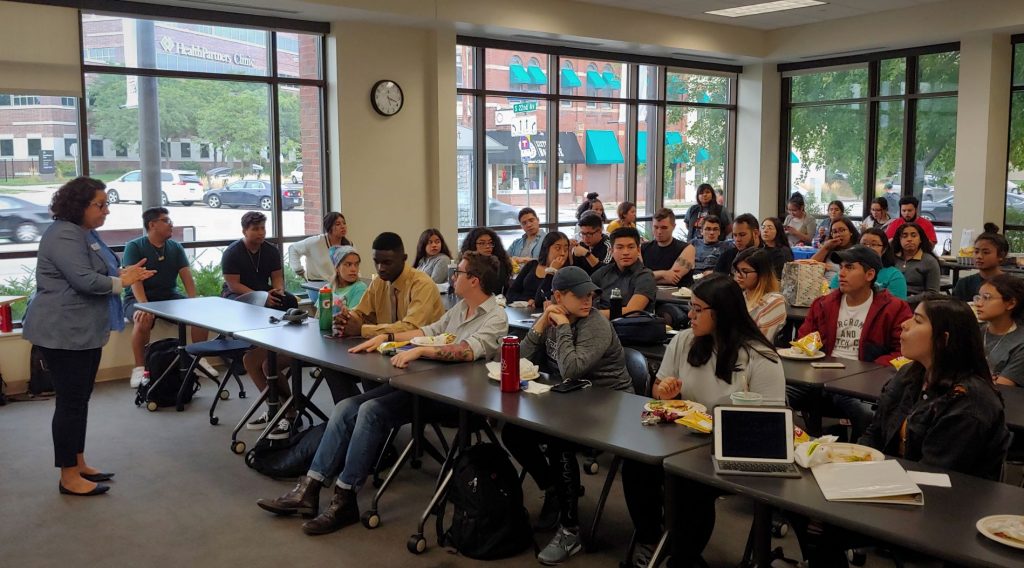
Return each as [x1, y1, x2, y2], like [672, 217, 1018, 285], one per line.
[811, 460, 924, 506]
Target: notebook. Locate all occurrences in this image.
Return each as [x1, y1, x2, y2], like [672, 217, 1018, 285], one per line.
[712, 406, 801, 478]
[811, 460, 924, 505]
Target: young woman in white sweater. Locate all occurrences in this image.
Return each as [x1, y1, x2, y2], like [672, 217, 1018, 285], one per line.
[288, 212, 352, 282]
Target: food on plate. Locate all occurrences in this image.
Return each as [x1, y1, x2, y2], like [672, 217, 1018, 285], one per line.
[643, 399, 706, 422]
[990, 517, 1024, 545]
[411, 333, 456, 346]
[790, 331, 823, 356]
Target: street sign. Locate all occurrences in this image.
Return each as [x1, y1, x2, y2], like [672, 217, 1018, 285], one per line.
[511, 115, 538, 136]
[495, 109, 514, 126]
[513, 101, 537, 113]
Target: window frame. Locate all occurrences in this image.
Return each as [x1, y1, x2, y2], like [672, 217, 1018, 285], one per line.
[1005, 36, 1024, 236]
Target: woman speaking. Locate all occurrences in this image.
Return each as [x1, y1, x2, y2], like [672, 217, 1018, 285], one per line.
[23, 177, 154, 496]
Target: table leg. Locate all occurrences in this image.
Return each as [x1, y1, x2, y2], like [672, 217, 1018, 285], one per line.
[805, 387, 824, 437]
[752, 502, 772, 567]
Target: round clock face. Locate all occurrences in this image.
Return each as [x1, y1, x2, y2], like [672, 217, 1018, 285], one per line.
[371, 80, 403, 116]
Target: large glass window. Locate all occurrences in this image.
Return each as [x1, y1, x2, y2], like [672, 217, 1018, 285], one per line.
[1005, 42, 1024, 248]
[783, 47, 959, 230]
[458, 40, 737, 242]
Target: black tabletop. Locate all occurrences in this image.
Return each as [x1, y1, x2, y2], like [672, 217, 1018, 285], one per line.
[782, 356, 884, 387]
[506, 305, 538, 331]
[823, 367, 896, 401]
[389, 363, 710, 464]
[136, 296, 286, 336]
[664, 446, 1024, 568]
[233, 324, 450, 380]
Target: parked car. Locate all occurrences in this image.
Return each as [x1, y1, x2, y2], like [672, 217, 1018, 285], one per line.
[290, 164, 302, 184]
[203, 180, 302, 210]
[919, 193, 1024, 224]
[487, 199, 522, 226]
[0, 195, 52, 243]
[106, 169, 204, 206]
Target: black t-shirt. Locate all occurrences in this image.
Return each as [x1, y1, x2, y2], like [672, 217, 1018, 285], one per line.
[641, 238, 686, 271]
[571, 235, 610, 275]
[220, 239, 282, 297]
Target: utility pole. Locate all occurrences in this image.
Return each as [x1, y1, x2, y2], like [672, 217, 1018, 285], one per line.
[137, 19, 162, 211]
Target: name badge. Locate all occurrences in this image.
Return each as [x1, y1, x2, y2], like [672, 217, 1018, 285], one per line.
[90, 242, 101, 251]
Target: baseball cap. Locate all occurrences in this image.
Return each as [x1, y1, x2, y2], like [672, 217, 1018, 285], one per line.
[551, 266, 601, 297]
[829, 245, 882, 273]
[330, 245, 359, 267]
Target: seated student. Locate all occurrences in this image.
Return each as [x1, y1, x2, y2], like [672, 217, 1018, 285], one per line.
[590, 227, 657, 318]
[328, 245, 367, 325]
[975, 274, 1024, 387]
[859, 196, 894, 232]
[642, 208, 688, 285]
[413, 228, 452, 285]
[792, 245, 912, 438]
[811, 216, 859, 281]
[575, 191, 607, 223]
[759, 216, 794, 277]
[796, 295, 1010, 566]
[684, 183, 732, 241]
[460, 227, 515, 294]
[828, 227, 908, 300]
[714, 213, 761, 274]
[288, 212, 353, 283]
[569, 211, 611, 275]
[605, 200, 636, 234]
[256, 252, 508, 534]
[892, 222, 940, 303]
[814, 200, 846, 246]
[952, 223, 1008, 302]
[783, 193, 817, 247]
[673, 215, 731, 285]
[508, 207, 546, 264]
[621, 274, 785, 568]
[123, 207, 206, 388]
[885, 195, 938, 245]
[732, 248, 787, 341]
[503, 266, 633, 565]
[508, 231, 569, 307]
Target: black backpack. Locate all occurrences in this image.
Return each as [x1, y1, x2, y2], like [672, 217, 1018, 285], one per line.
[29, 345, 55, 396]
[440, 443, 533, 560]
[245, 423, 326, 479]
[135, 338, 198, 408]
[612, 311, 669, 345]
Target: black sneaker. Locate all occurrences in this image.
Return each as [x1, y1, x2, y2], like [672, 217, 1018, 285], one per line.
[267, 419, 290, 440]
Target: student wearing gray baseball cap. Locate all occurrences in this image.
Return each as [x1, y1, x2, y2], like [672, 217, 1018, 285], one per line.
[502, 265, 632, 565]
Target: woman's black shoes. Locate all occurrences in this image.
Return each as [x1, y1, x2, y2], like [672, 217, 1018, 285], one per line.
[80, 472, 115, 482]
[59, 483, 110, 496]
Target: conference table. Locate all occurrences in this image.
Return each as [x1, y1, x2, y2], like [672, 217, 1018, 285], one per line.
[664, 446, 1024, 568]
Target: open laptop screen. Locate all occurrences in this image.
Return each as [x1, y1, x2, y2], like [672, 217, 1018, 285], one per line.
[718, 407, 789, 460]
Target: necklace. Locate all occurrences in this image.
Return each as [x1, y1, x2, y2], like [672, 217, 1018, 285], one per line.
[985, 322, 1017, 354]
[151, 239, 166, 261]
[247, 245, 262, 273]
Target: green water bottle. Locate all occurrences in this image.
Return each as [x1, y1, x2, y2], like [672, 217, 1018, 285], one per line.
[318, 285, 332, 331]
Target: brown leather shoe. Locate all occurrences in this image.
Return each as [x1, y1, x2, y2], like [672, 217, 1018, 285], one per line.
[301, 485, 359, 535]
[256, 475, 321, 518]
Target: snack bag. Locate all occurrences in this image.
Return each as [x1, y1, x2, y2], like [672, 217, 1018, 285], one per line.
[889, 356, 912, 370]
[675, 410, 713, 434]
[377, 340, 410, 354]
[793, 426, 810, 445]
[790, 331, 823, 356]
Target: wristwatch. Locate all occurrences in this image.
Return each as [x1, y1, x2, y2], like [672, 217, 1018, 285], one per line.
[387, 332, 394, 342]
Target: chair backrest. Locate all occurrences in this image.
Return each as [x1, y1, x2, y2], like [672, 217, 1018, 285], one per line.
[234, 291, 269, 306]
[623, 348, 652, 397]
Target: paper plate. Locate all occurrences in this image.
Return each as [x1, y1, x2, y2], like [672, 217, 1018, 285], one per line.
[821, 443, 885, 463]
[487, 371, 540, 381]
[671, 287, 693, 298]
[778, 347, 826, 360]
[977, 515, 1024, 550]
[411, 334, 455, 347]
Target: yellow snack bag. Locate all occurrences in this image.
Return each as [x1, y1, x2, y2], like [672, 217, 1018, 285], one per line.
[890, 356, 912, 370]
[377, 340, 410, 354]
[675, 410, 713, 434]
[793, 426, 810, 445]
[790, 331, 823, 356]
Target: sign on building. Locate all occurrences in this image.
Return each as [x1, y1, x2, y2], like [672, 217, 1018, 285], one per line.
[39, 150, 55, 174]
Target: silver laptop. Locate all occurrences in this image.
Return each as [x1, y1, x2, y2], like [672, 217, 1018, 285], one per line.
[712, 406, 801, 478]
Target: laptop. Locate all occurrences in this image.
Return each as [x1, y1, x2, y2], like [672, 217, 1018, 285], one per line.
[712, 406, 801, 478]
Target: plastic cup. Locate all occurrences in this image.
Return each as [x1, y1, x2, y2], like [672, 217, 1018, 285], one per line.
[730, 391, 763, 406]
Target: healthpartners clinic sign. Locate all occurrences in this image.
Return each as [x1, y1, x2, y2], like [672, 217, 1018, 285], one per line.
[159, 35, 258, 68]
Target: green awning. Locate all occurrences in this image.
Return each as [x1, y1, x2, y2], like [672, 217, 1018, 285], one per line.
[585, 130, 624, 165]
[509, 64, 531, 84]
[696, 147, 710, 163]
[790, 151, 800, 164]
[602, 71, 621, 90]
[665, 131, 684, 164]
[637, 131, 648, 163]
[586, 70, 608, 90]
[527, 65, 547, 85]
[637, 131, 685, 164]
[667, 77, 687, 97]
[560, 68, 581, 88]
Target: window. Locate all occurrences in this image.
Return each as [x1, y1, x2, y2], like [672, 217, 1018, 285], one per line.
[0, 140, 12, 157]
[64, 138, 77, 157]
[200, 144, 210, 159]
[180, 142, 191, 158]
[62, 97, 77, 107]
[782, 46, 959, 227]
[27, 139, 41, 157]
[457, 39, 738, 243]
[13, 96, 41, 106]
[1005, 41, 1024, 246]
[90, 139, 104, 157]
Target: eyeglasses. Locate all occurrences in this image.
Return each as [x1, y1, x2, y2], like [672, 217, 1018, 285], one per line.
[732, 268, 756, 277]
[89, 201, 109, 210]
[157, 217, 173, 225]
[974, 293, 1004, 304]
[862, 242, 884, 249]
[453, 269, 477, 279]
[476, 240, 495, 249]
[579, 230, 599, 238]
[688, 303, 713, 316]
[831, 227, 849, 235]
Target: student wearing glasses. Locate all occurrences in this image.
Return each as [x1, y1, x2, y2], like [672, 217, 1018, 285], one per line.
[508, 231, 569, 308]
[569, 211, 611, 275]
[732, 248, 787, 341]
[811, 216, 859, 282]
[621, 275, 785, 568]
[783, 193, 817, 247]
[459, 227, 514, 294]
[827, 227, 908, 300]
[859, 197, 893, 232]
[973, 274, 1024, 387]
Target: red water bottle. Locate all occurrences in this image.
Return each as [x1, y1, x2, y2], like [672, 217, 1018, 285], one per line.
[500, 336, 520, 393]
[0, 304, 12, 333]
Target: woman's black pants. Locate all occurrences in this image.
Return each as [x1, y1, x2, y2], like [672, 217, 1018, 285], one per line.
[40, 347, 103, 468]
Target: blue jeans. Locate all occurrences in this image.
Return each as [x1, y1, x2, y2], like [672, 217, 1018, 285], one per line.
[306, 384, 413, 491]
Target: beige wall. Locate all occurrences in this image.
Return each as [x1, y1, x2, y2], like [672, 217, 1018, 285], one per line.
[0, 1, 81, 95]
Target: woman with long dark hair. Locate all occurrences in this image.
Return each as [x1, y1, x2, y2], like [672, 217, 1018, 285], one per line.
[891, 222, 940, 303]
[783, 193, 817, 246]
[621, 274, 785, 567]
[460, 227, 514, 294]
[974, 274, 1024, 387]
[811, 216, 859, 281]
[732, 248, 787, 341]
[288, 212, 352, 283]
[759, 216, 793, 277]
[413, 228, 452, 284]
[827, 227, 908, 299]
[815, 199, 846, 245]
[683, 183, 731, 241]
[507, 231, 569, 307]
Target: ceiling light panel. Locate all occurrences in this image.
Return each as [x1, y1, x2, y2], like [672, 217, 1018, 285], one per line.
[706, 0, 826, 18]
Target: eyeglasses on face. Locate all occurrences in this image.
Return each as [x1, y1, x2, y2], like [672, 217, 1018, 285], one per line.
[89, 201, 109, 210]
[688, 303, 713, 316]
[732, 268, 756, 277]
[974, 293, 1004, 304]
[476, 240, 494, 248]
[579, 230, 599, 238]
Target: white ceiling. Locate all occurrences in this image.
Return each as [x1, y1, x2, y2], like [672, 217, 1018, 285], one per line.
[575, 0, 952, 30]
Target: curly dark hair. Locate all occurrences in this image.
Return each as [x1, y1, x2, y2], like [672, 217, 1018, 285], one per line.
[460, 227, 513, 279]
[51, 177, 105, 225]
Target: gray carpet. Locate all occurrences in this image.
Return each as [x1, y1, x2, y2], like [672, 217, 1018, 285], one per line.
[0, 377, 905, 567]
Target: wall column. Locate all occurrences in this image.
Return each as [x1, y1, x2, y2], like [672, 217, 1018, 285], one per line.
[734, 63, 781, 220]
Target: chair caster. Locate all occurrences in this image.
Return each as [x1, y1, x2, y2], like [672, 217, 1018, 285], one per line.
[146, 401, 158, 412]
[238, 391, 247, 399]
[583, 460, 599, 475]
[847, 549, 867, 566]
[771, 519, 789, 538]
[231, 440, 246, 454]
[361, 510, 381, 529]
[407, 534, 427, 554]
[210, 416, 219, 426]
[219, 390, 230, 400]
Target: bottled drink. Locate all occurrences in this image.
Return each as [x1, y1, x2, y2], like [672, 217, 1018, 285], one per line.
[609, 288, 623, 320]
[141, 370, 151, 388]
[500, 336, 520, 393]
[447, 259, 458, 294]
[0, 303, 11, 333]
[318, 285, 332, 331]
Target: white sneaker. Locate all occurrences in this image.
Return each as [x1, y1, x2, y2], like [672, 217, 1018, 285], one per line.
[247, 412, 269, 431]
[198, 358, 219, 377]
[129, 366, 146, 388]
[267, 419, 291, 440]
